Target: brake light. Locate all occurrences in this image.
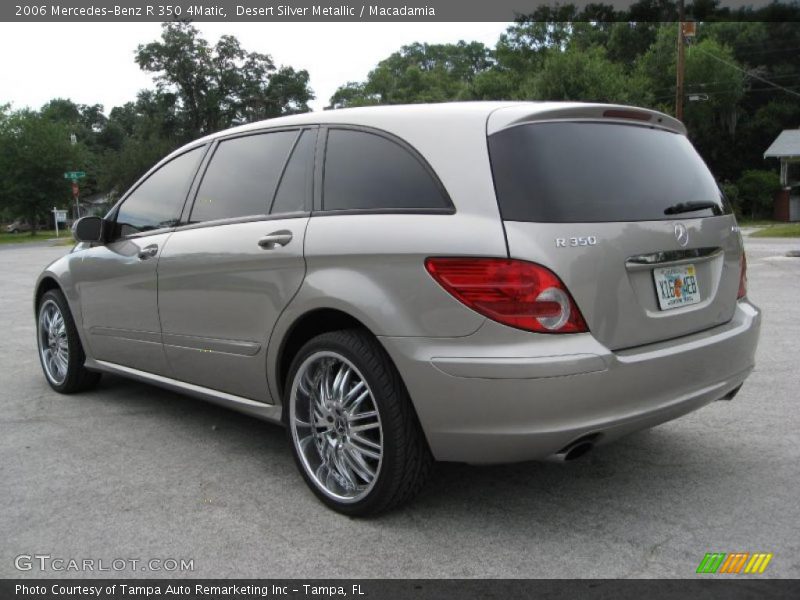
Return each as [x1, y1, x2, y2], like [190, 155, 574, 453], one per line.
[738, 252, 747, 299]
[424, 258, 588, 334]
[602, 109, 652, 122]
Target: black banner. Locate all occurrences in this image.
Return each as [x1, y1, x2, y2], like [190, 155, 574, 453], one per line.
[3, 580, 800, 600]
[2, 0, 800, 23]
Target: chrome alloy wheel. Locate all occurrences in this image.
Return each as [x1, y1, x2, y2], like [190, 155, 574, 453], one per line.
[289, 351, 384, 503]
[38, 299, 69, 385]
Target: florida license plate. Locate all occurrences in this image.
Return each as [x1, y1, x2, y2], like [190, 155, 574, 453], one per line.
[653, 264, 701, 310]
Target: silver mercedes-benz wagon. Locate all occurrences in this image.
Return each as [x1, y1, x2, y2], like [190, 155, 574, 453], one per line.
[35, 102, 761, 515]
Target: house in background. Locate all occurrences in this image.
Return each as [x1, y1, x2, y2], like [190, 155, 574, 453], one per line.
[764, 129, 800, 222]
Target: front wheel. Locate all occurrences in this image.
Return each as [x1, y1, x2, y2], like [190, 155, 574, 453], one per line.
[285, 329, 432, 516]
[37, 289, 101, 393]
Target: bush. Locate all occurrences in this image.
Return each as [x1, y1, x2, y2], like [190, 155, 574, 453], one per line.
[720, 182, 740, 216]
[736, 169, 781, 219]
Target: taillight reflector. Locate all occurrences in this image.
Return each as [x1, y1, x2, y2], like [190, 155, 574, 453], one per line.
[738, 252, 747, 299]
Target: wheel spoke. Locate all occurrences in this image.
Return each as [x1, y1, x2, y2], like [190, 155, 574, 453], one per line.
[331, 363, 349, 401]
[349, 410, 378, 421]
[350, 422, 380, 433]
[347, 389, 370, 413]
[298, 369, 314, 397]
[344, 447, 375, 482]
[331, 446, 356, 490]
[349, 435, 382, 460]
[342, 381, 365, 406]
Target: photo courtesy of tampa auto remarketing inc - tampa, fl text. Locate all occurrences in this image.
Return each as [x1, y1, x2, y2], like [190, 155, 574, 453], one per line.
[0, 1, 798, 599]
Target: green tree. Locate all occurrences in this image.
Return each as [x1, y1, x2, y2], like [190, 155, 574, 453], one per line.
[328, 41, 493, 108]
[525, 45, 633, 103]
[136, 22, 313, 137]
[737, 169, 781, 219]
[96, 90, 183, 195]
[0, 110, 83, 232]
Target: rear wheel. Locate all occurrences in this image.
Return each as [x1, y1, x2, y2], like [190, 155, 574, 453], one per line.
[37, 289, 101, 393]
[285, 329, 432, 516]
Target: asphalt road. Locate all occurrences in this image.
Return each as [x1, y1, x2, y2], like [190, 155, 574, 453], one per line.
[1, 236, 799, 579]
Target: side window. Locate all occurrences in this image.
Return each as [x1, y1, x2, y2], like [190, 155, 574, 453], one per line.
[271, 129, 315, 215]
[323, 129, 450, 211]
[190, 131, 297, 223]
[115, 146, 204, 237]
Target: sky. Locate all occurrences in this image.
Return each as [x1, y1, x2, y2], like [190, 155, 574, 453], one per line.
[0, 22, 510, 113]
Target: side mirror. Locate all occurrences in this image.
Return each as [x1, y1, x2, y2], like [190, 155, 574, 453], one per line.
[72, 216, 105, 243]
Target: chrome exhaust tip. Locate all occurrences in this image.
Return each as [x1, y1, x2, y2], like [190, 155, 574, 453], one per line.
[718, 384, 743, 401]
[548, 435, 598, 462]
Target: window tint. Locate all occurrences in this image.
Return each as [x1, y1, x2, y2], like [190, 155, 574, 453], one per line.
[323, 129, 449, 211]
[190, 131, 297, 223]
[488, 122, 728, 223]
[271, 130, 315, 215]
[115, 146, 204, 237]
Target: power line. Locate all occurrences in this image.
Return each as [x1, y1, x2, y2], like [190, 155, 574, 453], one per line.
[691, 45, 800, 99]
[653, 84, 800, 102]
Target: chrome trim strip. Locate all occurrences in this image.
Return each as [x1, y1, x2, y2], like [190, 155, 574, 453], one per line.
[89, 359, 283, 424]
[88, 327, 162, 344]
[625, 247, 723, 271]
[162, 333, 262, 356]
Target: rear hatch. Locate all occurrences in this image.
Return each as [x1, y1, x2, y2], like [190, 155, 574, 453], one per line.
[487, 107, 742, 350]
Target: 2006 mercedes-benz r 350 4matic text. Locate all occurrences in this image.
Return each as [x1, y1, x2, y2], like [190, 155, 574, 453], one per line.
[35, 102, 761, 515]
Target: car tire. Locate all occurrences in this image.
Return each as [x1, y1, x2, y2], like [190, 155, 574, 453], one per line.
[285, 328, 432, 516]
[37, 289, 101, 394]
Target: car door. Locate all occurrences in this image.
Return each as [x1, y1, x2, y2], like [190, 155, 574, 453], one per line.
[75, 145, 207, 375]
[156, 127, 316, 402]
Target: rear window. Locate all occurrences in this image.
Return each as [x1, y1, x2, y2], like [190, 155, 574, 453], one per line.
[488, 122, 729, 223]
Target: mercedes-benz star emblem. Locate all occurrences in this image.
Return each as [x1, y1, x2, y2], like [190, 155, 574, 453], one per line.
[674, 223, 689, 247]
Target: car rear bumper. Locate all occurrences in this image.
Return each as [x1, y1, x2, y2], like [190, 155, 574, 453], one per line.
[379, 301, 761, 464]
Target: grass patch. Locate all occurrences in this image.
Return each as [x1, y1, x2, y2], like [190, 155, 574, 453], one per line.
[737, 219, 780, 227]
[749, 223, 800, 238]
[0, 230, 73, 245]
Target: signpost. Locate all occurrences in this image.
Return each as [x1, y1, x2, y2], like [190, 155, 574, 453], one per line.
[52, 207, 67, 238]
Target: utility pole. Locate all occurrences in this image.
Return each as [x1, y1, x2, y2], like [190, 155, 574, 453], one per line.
[675, 0, 686, 121]
[69, 132, 80, 219]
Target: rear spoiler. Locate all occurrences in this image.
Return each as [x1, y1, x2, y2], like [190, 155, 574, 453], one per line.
[487, 103, 686, 136]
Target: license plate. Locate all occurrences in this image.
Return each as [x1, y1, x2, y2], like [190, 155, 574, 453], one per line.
[653, 264, 701, 310]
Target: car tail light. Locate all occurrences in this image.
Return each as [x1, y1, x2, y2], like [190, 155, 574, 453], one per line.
[602, 108, 652, 122]
[738, 252, 747, 299]
[424, 258, 588, 334]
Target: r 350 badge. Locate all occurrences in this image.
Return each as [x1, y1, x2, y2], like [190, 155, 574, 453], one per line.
[555, 236, 598, 248]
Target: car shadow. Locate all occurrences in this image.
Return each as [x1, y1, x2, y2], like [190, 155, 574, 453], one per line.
[89, 373, 749, 532]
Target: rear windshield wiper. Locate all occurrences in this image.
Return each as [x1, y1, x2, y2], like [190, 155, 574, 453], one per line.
[663, 201, 721, 215]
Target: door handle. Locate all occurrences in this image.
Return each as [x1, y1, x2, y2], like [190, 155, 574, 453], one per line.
[138, 244, 159, 260]
[258, 230, 293, 249]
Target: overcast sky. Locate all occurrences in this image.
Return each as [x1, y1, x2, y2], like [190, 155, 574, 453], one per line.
[0, 22, 510, 114]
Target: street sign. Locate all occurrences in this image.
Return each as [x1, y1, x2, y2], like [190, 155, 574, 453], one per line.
[63, 171, 86, 180]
